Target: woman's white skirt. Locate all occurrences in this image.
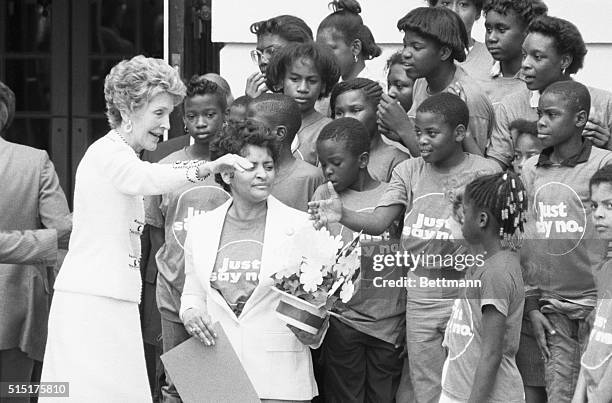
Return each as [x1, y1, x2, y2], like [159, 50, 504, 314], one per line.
[40, 291, 152, 402]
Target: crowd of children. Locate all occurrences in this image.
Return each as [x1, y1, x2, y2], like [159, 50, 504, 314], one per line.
[6, 0, 608, 402]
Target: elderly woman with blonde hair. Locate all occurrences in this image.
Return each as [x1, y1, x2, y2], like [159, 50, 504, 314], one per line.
[40, 56, 251, 402]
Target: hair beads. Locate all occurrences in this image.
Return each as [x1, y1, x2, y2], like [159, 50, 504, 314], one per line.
[465, 171, 528, 251]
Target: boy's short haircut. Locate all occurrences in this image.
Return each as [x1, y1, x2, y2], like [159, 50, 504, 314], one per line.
[211, 123, 280, 192]
[184, 75, 227, 111]
[265, 42, 341, 99]
[248, 93, 302, 143]
[317, 117, 370, 157]
[509, 119, 537, 137]
[416, 92, 469, 129]
[427, 0, 485, 13]
[397, 7, 468, 63]
[482, 0, 548, 27]
[589, 165, 612, 191]
[250, 15, 313, 43]
[231, 95, 252, 108]
[528, 16, 587, 75]
[329, 78, 383, 119]
[543, 80, 591, 117]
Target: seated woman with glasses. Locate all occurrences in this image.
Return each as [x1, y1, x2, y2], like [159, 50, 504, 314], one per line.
[246, 15, 313, 99]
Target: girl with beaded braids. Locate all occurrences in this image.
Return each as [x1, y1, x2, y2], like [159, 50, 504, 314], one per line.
[39, 56, 252, 401]
[330, 78, 410, 182]
[441, 171, 527, 403]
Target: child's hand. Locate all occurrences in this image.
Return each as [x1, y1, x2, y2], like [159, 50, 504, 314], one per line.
[528, 310, 556, 361]
[308, 182, 343, 229]
[245, 72, 268, 98]
[583, 117, 610, 149]
[377, 93, 411, 134]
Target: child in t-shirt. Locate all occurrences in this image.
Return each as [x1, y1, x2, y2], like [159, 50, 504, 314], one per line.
[510, 119, 542, 176]
[428, 0, 494, 81]
[441, 171, 527, 403]
[478, 0, 548, 104]
[312, 117, 405, 403]
[521, 81, 612, 403]
[487, 16, 612, 169]
[396, 7, 495, 155]
[309, 92, 500, 403]
[228, 95, 251, 126]
[245, 93, 324, 211]
[330, 78, 409, 183]
[573, 165, 612, 403]
[143, 76, 231, 402]
[265, 42, 340, 166]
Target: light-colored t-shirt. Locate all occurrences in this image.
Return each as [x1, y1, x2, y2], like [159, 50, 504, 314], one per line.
[474, 61, 527, 106]
[520, 144, 612, 302]
[459, 40, 495, 82]
[581, 258, 612, 402]
[312, 182, 405, 344]
[144, 148, 230, 297]
[442, 250, 525, 403]
[377, 154, 501, 298]
[271, 158, 325, 211]
[368, 139, 410, 183]
[408, 66, 495, 154]
[487, 85, 612, 168]
[291, 112, 331, 166]
[211, 212, 266, 317]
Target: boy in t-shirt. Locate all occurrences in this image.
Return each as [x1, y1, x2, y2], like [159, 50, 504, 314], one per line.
[143, 76, 231, 402]
[246, 93, 325, 211]
[309, 93, 500, 403]
[428, 0, 494, 81]
[312, 117, 405, 403]
[478, 0, 548, 104]
[520, 81, 612, 403]
[573, 165, 612, 403]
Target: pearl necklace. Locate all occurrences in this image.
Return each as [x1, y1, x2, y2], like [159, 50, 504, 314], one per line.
[113, 129, 137, 154]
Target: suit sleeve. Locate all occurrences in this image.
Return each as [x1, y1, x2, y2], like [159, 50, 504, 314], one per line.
[97, 143, 195, 196]
[0, 230, 57, 265]
[38, 151, 72, 245]
[180, 218, 208, 322]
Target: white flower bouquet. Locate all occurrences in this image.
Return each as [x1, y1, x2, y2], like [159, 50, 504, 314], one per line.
[271, 225, 361, 334]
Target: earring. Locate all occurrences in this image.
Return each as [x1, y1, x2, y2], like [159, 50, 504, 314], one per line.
[353, 54, 358, 63]
[123, 119, 133, 133]
[184, 124, 188, 134]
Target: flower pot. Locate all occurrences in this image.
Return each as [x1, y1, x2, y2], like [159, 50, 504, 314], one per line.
[271, 287, 327, 335]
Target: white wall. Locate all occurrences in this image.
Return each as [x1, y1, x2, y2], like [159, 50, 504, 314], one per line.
[212, 0, 612, 99]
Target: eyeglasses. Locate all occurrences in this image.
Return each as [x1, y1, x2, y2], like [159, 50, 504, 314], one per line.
[250, 45, 281, 65]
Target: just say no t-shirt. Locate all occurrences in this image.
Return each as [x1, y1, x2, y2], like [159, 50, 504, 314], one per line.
[211, 212, 266, 317]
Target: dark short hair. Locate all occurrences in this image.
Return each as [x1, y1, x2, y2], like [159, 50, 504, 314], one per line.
[184, 75, 227, 112]
[250, 15, 313, 43]
[317, 117, 370, 157]
[231, 95, 252, 108]
[542, 80, 591, 116]
[416, 92, 469, 129]
[210, 124, 281, 193]
[397, 7, 468, 62]
[427, 0, 485, 13]
[509, 119, 537, 136]
[248, 93, 302, 143]
[385, 51, 404, 72]
[590, 165, 612, 193]
[317, 0, 382, 60]
[528, 16, 587, 75]
[329, 78, 383, 119]
[483, 0, 547, 27]
[265, 42, 341, 99]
